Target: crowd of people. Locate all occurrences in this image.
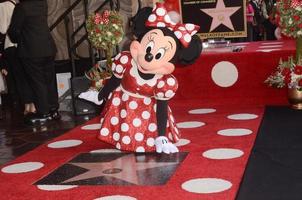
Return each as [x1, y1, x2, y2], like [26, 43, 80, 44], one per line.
[0, 0, 59, 125]
[246, 0, 278, 42]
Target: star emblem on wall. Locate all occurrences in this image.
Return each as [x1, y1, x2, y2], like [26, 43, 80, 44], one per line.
[201, 0, 241, 31]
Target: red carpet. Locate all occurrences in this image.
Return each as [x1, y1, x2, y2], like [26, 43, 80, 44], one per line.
[1, 40, 293, 199]
[0, 102, 263, 200]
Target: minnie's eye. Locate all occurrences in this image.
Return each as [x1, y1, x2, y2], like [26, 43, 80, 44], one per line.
[155, 48, 166, 60]
[146, 41, 154, 53]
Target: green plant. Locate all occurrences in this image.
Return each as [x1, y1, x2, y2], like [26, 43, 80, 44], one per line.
[277, 0, 302, 39]
[85, 10, 124, 90]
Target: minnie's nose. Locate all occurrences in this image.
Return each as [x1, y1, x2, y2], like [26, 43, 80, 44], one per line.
[144, 53, 153, 62]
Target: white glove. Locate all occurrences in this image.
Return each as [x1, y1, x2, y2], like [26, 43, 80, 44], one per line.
[78, 90, 103, 105]
[155, 136, 179, 154]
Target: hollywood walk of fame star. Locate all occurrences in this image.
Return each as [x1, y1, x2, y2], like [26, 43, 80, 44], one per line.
[62, 154, 178, 185]
[201, 0, 241, 32]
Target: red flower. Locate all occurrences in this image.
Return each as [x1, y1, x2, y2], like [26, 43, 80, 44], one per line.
[298, 79, 302, 86]
[95, 28, 100, 33]
[294, 65, 302, 75]
[103, 18, 109, 25]
[282, 68, 291, 84]
[94, 13, 102, 24]
[299, 23, 302, 29]
[293, 15, 300, 21]
[281, 68, 290, 76]
[102, 10, 110, 18]
[291, 0, 302, 8]
[284, 73, 291, 84]
[283, 3, 290, 8]
[101, 10, 110, 25]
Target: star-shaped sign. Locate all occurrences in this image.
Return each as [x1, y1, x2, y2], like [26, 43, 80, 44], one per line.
[201, 0, 241, 31]
[62, 154, 178, 185]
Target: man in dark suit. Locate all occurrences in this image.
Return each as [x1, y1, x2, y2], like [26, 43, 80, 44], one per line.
[250, 0, 263, 41]
[261, 0, 277, 40]
[8, 0, 60, 125]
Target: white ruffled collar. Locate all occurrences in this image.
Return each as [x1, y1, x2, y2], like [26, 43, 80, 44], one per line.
[130, 59, 163, 87]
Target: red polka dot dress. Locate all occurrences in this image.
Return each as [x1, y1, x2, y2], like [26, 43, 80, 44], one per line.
[98, 52, 180, 152]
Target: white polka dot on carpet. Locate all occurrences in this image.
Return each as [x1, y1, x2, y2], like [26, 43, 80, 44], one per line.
[174, 139, 191, 147]
[81, 123, 102, 130]
[227, 113, 258, 120]
[202, 148, 244, 159]
[217, 128, 253, 136]
[47, 140, 83, 148]
[90, 149, 121, 153]
[37, 185, 78, 191]
[94, 195, 137, 200]
[1, 162, 44, 173]
[177, 121, 205, 128]
[181, 178, 232, 194]
[188, 108, 216, 114]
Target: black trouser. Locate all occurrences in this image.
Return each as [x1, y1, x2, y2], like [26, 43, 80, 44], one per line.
[21, 56, 59, 115]
[263, 19, 276, 40]
[247, 22, 254, 42]
[3, 47, 34, 104]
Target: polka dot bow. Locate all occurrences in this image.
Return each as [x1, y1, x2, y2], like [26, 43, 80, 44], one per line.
[291, 0, 302, 8]
[145, 2, 200, 48]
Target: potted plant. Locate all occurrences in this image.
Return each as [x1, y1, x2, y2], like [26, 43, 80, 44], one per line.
[276, 0, 302, 62]
[265, 57, 302, 109]
[265, 0, 302, 109]
[85, 10, 124, 90]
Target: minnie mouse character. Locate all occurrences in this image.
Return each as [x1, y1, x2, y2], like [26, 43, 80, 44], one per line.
[79, 3, 202, 154]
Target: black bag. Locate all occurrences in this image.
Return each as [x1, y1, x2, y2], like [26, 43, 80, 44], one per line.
[70, 76, 100, 115]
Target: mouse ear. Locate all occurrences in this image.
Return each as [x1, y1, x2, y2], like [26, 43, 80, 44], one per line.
[178, 35, 202, 65]
[130, 7, 153, 39]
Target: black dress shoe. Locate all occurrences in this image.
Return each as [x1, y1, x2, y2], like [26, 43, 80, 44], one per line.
[49, 110, 61, 120]
[24, 112, 51, 126]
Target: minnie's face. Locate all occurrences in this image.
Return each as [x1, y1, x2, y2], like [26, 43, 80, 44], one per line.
[130, 29, 176, 75]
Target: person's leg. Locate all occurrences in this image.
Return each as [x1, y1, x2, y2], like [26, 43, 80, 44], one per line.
[43, 56, 59, 112]
[21, 57, 50, 115]
[247, 22, 253, 42]
[4, 50, 20, 107]
[4, 47, 34, 113]
[29, 103, 36, 113]
[265, 21, 276, 40]
[24, 103, 36, 114]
